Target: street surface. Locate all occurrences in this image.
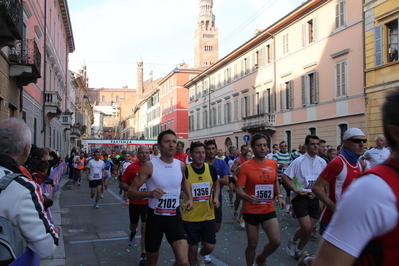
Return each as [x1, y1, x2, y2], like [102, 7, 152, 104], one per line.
[60, 175, 320, 266]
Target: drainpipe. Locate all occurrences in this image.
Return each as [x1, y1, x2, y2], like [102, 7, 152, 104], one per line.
[42, 0, 47, 146]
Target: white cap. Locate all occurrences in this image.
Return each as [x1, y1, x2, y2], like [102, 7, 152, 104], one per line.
[343, 128, 366, 140]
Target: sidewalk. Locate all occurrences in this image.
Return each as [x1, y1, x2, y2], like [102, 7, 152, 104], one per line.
[40, 175, 69, 266]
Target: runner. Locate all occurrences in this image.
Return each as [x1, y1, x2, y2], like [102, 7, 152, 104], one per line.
[236, 133, 285, 266]
[128, 129, 193, 266]
[173, 141, 188, 163]
[120, 145, 150, 266]
[282, 135, 327, 260]
[300, 88, 399, 266]
[150, 144, 161, 160]
[100, 154, 114, 197]
[119, 153, 132, 204]
[362, 134, 390, 169]
[74, 152, 86, 186]
[182, 141, 220, 266]
[312, 128, 366, 235]
[224, 146, 238, 206]
[85, 150, 105, 209]
[273, 141, 292, 214]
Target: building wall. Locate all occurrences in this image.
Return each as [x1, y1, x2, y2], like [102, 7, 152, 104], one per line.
[187, 0, 365, 152]
[364, 0, 399, 142]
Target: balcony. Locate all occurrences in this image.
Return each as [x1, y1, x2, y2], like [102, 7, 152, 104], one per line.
[70, 124, 81, 139]
[44, 91, 62, 118]
[61, 113, 73, 129]
[0, 0, 23, 47]
[9, 39, 41, 86]
[241, 113, 276, 133]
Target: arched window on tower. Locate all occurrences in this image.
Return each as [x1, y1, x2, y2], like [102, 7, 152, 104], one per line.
[116, 95, 119, 102]
[102, 95, 105, 102]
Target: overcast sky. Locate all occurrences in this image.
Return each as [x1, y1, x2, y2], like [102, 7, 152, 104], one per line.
[67, 0, 305, 88]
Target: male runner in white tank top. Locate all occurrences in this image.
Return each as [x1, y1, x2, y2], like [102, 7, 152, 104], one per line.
[128, 129, 193, 266]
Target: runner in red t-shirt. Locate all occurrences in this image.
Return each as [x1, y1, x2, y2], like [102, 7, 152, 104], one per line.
[120, 145, 150, 265]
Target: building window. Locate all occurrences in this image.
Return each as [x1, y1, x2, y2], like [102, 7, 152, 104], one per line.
[33, 117, 37, 145]
[253, 92, 261, 115]
[285, 130, 292, 153]
[203, 110, 208, 128]
[196, 112, 200, 130]
[338, 123, 348, 144]
[224, 102, 231, 123]
[266, 44, 272, 64]
[335, 59, 348, 97]
[22, 111, 26, 122]
[241, 96, 250, 118]
[233, 64, 238, 80]
[387, 19, 398, 62]
[308, 127, 317, 135]
[282, 33, 289, 54]
[234, 98, 239, 121]
[280, 81, 293, 110]
[204, 45, 213, 51]
[302, 17, 318, 46]
[116, 96, 119, 102]
[335, 0, 346, 29]
[217, 104, 221, 125]
[301, 71, 318, 106]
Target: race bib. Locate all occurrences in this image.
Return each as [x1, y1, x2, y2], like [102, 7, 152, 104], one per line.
[155, 192, 179, 216]
[304, 175, 317, 192]
[255, 184, 273, 204]
[192, 182, 210, 202]
[93, 173, 100, 178]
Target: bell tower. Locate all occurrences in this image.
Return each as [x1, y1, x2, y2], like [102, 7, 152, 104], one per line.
[194, 0, 219, 68]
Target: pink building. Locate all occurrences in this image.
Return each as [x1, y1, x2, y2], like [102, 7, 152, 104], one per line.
[186, 0, 365, 152]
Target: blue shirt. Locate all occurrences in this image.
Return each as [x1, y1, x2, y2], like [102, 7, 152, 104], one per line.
[205, 158, 229, 202]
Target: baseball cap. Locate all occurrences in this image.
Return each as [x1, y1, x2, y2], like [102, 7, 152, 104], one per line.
[343, 128, 366, 140]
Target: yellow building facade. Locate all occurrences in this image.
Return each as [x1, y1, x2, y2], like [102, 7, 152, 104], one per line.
[364, 0, 399, 142]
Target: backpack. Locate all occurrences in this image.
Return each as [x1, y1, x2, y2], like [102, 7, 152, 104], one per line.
[0, 173, 27, 264]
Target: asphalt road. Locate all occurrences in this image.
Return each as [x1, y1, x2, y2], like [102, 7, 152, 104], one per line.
[60, 175, 321, 266]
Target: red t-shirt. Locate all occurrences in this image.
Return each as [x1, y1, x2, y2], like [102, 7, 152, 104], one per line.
[173, 152, 188, 164]
[237, 158, 278, 214]
[121, 162, 147, 205]
[318, 155, 362, 223]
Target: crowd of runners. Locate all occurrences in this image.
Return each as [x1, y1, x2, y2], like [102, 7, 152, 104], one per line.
[64, 88, 399, 266]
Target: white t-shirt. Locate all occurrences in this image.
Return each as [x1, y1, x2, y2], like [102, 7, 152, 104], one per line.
[87, 159, 105, 180]
[283, 153, 327, 199]
[363, 147, 390, 168]
[323, 174, 398, 258]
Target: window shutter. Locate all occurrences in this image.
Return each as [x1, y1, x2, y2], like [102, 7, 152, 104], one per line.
[302, 23, 306, 46]
[270, 87, 275, 112]
[280, 84, 284, 110]
[241, 97, 245, 118]
[314, 16, 319, 41]
[288, 80, 294, 109]
[314, 72, 319, 103]
[301, 75, 307, 106]
[252, 93, 256, 115]
[374, 25, 383, 66]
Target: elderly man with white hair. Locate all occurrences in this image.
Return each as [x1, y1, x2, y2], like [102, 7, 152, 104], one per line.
[362, 134, 390, 169]
[0, 118, 58, 264]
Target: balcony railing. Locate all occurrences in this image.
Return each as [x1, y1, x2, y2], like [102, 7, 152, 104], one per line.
[45, 91, 62, 108]
[9, 38, 41, 77]
[242, 113, 276, 130]
[0, 0, 23, 47]
[61, 114, 72, 126]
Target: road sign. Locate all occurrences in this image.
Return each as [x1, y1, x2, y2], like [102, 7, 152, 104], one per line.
[243, 135, 250, 142]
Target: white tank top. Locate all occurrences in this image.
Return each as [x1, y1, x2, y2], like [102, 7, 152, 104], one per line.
[147, 158, 182, 210]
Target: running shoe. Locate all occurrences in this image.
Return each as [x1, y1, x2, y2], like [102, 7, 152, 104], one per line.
[255, 254, 267, 266]
[139, 257, 146, 266]
[127, 234, 135, 246]
[233, 211, 239, 220]
[94, 203, 99, 209]
[197, 252, 205, 266]
[100, 194, 104, 198]
[296, 251, 310, 266]
[91, 193, 95, 199]
[239, 218, 246, 229]
[286, 237, 297, 257]
[295, 249, 308, 260]
[203, 254, 212, 264]
[77, 181, 80, 186]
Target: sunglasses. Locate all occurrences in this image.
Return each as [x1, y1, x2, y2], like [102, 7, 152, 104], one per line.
[347, 139, 367, 144]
